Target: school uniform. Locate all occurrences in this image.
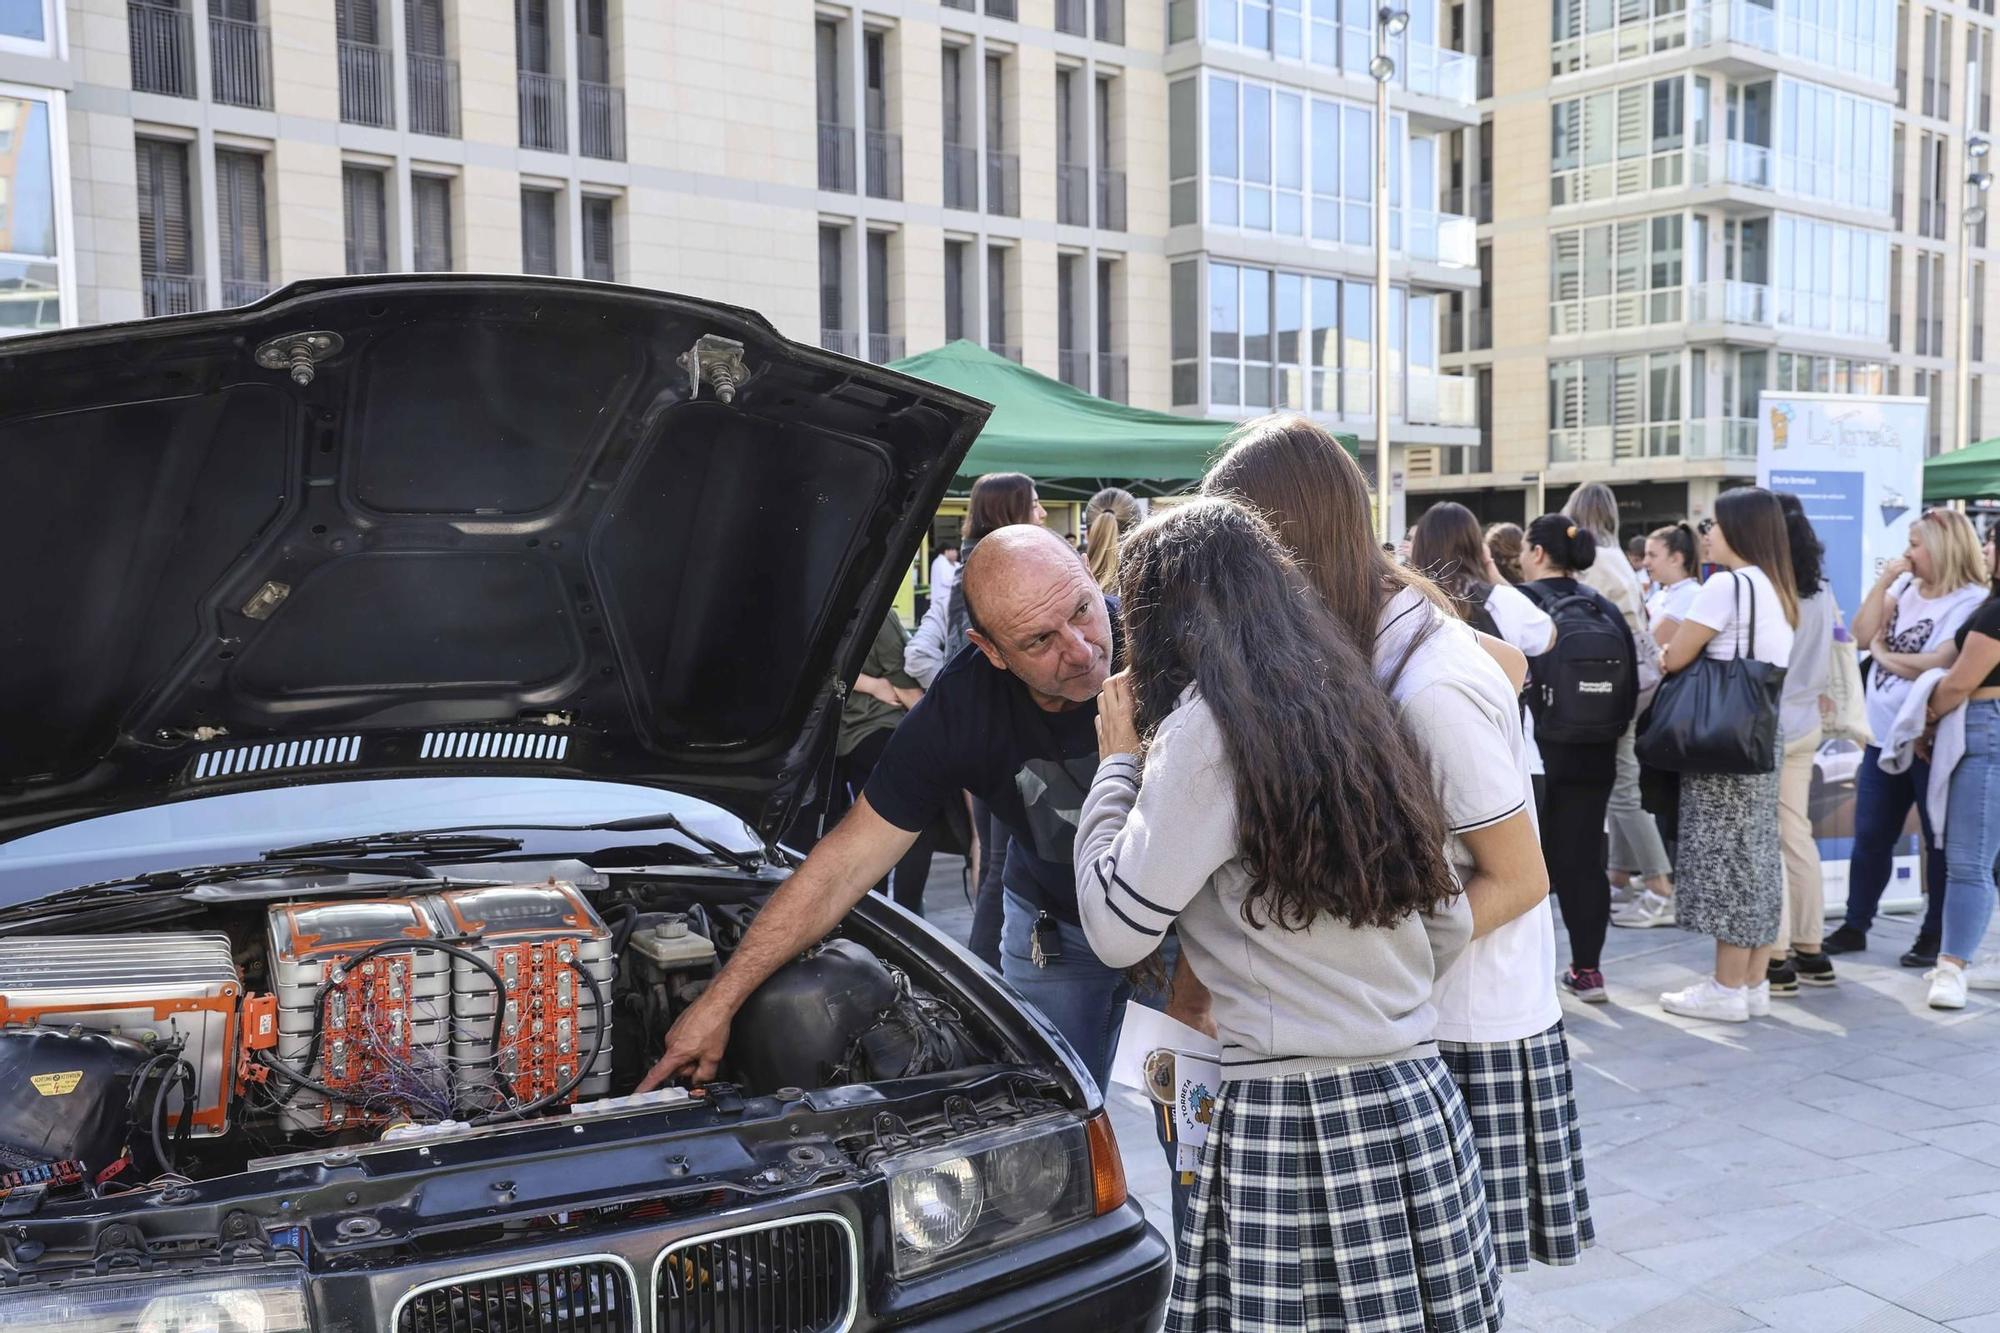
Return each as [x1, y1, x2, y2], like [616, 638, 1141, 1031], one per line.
[1076, 690, 1501, 1333]
[1375, 589, 1595, 1271]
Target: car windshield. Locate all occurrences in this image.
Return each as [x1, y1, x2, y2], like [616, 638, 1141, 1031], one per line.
[0, 777, 762, 908]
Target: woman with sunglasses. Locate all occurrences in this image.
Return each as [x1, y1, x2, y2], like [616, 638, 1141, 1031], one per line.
[1656, 490, 1799, 1023]
[1824, 508, 1990, 966]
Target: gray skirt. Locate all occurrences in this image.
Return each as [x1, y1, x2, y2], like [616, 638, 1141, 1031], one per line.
[1677, 765, 1784, 948]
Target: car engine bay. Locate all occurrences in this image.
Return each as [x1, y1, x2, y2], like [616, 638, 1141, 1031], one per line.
[0, 873, 1000, 1206]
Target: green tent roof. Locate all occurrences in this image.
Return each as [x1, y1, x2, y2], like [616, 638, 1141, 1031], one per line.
[1926, 437, 2000, 502]
[887, 341, 1356, 497]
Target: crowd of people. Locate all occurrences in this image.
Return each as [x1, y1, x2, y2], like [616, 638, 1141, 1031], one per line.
[635, 413, 2000, 1331]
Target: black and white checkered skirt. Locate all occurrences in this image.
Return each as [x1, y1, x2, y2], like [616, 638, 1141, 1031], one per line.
[1166, 1054, 1503, 1333]
[1439, 1021, 1595, 1271]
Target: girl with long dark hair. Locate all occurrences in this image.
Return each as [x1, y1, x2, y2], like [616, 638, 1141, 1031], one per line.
[1202, 418, 1591, 1276]
[1769, 494, 1838, 993]
[1518, 516, 1626, 1004]
[1656, 486, 1799, 1023]
[1076, 498, 1500, 1331]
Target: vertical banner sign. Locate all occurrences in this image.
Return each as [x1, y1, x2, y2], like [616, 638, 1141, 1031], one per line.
[1756, 392, 1930, 916]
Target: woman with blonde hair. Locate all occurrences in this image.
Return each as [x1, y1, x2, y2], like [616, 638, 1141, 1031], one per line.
[1083, 486, 1139, 592]
[1825, 507, 1993, 965]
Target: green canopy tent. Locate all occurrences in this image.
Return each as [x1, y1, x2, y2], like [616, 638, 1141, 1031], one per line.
[1925, 437, 2000, 502]
[887, 340, 1356, 499]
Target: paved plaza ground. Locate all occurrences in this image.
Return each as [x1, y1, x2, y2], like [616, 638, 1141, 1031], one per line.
[914, 857, 2000, 1332]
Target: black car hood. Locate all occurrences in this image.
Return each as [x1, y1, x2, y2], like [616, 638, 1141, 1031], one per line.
[0, 276, 988, 846]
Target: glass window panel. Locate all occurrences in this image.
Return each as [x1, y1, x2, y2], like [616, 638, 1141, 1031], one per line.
[1210, 76, 1239, 179]
[1210, 261, 1240, 359]
[0, 96, 55, 258]
[0, 257, 57, 331]
[0, 0, 45, 40]
[1310, 275, 1339, 369]
[1276, 92, 1303, 188]
[1209, 0, 1238, 42]
[1243, 265, 1272, 365]
[1171, 259, 1199, 359]
[1276, 0, 1303, 56]
[1243, 86, 1271, 185]
[1169, 78, 1198, 181]
[1245, 0, 1271, 49]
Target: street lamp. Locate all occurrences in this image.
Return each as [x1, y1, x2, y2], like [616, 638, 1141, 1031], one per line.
[1373, 7, 1407, 545]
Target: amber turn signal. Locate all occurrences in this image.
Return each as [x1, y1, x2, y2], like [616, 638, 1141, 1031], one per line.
[1085, 1109, 1128, 1216]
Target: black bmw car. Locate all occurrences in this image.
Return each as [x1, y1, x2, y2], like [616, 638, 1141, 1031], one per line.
[0, 276, 1170, 1331]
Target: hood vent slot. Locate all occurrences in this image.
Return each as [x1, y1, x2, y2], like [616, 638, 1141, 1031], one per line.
[421, 731, 571, 762]
[190, 736, 362, 782]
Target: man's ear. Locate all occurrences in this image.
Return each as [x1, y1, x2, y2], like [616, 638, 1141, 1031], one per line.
[966, 629, 1009, 673]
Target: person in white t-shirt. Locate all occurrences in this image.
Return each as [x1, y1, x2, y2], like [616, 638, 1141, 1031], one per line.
[1207, 425, 1592, 1273]
[1657, 487, 1800, 1024]
[1824, 508, 1991, 964]
[927, 540, 959, 609]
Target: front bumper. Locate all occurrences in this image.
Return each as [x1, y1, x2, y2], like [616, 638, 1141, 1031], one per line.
[890, 1211, 1172, 1331]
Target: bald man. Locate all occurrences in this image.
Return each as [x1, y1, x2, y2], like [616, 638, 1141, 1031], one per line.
[642, 525, 1132, 1090]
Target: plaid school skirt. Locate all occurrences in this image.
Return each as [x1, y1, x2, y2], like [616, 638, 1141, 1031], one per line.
[1166, 1054, 1503, 1333]
[1439, 1021, 1595, 1271]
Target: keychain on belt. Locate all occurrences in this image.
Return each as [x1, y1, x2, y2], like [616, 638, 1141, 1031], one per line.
[1029, 911, 1064, 968]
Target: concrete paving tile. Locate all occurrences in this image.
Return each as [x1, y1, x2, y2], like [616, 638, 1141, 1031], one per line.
[1945, 1316, 2000, 1331]
[1908, 1122, 2000, 1168]
[1538, 1273, 1687, 1328]
[1863, 1072, 2000, 1110]
[1846, 1146, 1973, 1178]
[1785, 1221, 1959, 1303]
[1506, 1246, 1654, 1295]
[1837, 1186, 1997, 1233]
[1898, 1247, 2000, 1322]
[1624, 1234, 1786, 1280]
[1741, 1282, 1888, 1331]
[1608, 1291, 1769, 1332]
[1778, 1169, 1911, 1217]
[1797, 1084, 1992, 1134]
[1886, 1214, 2000, 1263]
[1742, 1100, 1922, 1160]
[1696, 1255, 1846, 1306]
[1841, 1310, 1956, 1333]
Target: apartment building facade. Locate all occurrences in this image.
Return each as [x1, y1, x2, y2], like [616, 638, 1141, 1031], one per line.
[1414, 0, 1985, 535]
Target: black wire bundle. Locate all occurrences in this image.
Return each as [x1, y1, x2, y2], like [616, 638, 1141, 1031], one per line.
[126, 1048, 196, 1175]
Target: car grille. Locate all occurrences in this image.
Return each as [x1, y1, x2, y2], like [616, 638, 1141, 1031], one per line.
[656, 1216, 855, 1333]
[397, 1259, 638, 1333]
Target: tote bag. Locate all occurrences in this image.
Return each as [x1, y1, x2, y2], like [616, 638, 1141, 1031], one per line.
[1820, 595, 1870, 745]
[1635, 571, 1787, 775]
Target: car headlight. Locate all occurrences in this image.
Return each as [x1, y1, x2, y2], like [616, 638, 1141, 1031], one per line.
[0, 1266, 312, 1333]
[883, 1114, 1097, 1276]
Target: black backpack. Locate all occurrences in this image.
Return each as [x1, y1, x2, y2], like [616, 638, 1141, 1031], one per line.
[1456, 580, 1502, 641]
[1521, 582, 1638, 744]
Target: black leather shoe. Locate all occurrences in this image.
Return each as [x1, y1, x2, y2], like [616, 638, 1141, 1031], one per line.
[1822, 926, 1868, 955]
[1902, 936, 1940, 968]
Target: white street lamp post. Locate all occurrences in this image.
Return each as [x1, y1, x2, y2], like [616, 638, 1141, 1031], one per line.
[1372, 8, 1406, 545]
[1961, 53, 1990, 460]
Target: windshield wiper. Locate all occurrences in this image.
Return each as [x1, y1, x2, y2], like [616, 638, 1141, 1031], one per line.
[262, 816, 763, 873]
[261, 831, 524, 861]
[0, 859, 450, 929]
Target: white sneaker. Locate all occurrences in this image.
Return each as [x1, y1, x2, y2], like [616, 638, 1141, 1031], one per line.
[1610, 880, 1642, 909]
[1613, 890, 1677, 929]
[1966, 954, 2000, 990]
[1660, 978, 1750, 1023]
[1747, 980, 1771, 1017]
[1928, 963, 1969, 1010]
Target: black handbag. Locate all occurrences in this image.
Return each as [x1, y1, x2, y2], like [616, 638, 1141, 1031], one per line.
[1634, 571, 1787, 775]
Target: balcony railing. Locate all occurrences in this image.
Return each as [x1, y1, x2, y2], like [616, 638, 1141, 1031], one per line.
[1055, 0, 1086, 35]
[580, 81, 625, 160]
[1404, 370, 1478, 427]
[409, 54, 459, 136]
[1471, 307, 1491, 350]
[518, 71, 566, 151]
[819, 122, 856, 192]
[1057, 162, 1089, 226]
[1550, 1, 1892, 85]
[1097, 169, 1127, 230]
[1404, 210, 1477, 268]
[986, 151, 1020, 216]
[1550, 418, 1757, 465]
[143, 272, 201, 318]
[989, 341, 1023, 363]
[1401, 45, 1475, 106]
[129, 2, 195, 98]
[1095, 0, 1125, 43]
[222, 278, 268, 307]
[1058, 349, 1091, 389]
[209, 14, 271, 109]
[943, 142, 977, 209]
[1097, 352, 1129, 403]
[865, 129, 903, 200]
[1475, 179, 1491, 223]
[821, 329, 859, 358]
[338, 40, 394, 127]
[1689, 279, 1772, 325]
[867, 333, 906, 364]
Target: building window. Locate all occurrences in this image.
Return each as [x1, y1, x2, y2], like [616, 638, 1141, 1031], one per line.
[0, 0, 52, 51]
[412, 174, 452, 271]
[520, 186, 558, 275]
[1772, 215, 1888, 340]
[1774, 76, 1893, 213]
[865, 228, 897, 362]
[136, 135, 196, 318]
[343, 164, 390, 275]
[1171, 259, 1199, 405]
[215, 149, 268, 306]
[581, 195, 614, 281]
[1057, 252, 1084, 386]
[986, 244, 1015, 359]
[1, 89, 62, 331]
[1552, 0, 1893, 84]
[1548, 213, 1686, 335]
[1551, 76, 1689, 206]
[944, 238, 969, 343]
[819, 223, 848, 353]
[1548, 351, 1693, 462]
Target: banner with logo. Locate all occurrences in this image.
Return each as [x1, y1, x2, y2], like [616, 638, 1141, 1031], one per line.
[1756, 392, 1930, 916]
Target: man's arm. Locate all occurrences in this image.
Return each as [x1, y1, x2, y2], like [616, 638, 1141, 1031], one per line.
[637, 796, 918, 1089]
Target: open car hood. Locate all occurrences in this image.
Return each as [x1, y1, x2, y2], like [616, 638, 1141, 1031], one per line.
[0, 276, 988, 846]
